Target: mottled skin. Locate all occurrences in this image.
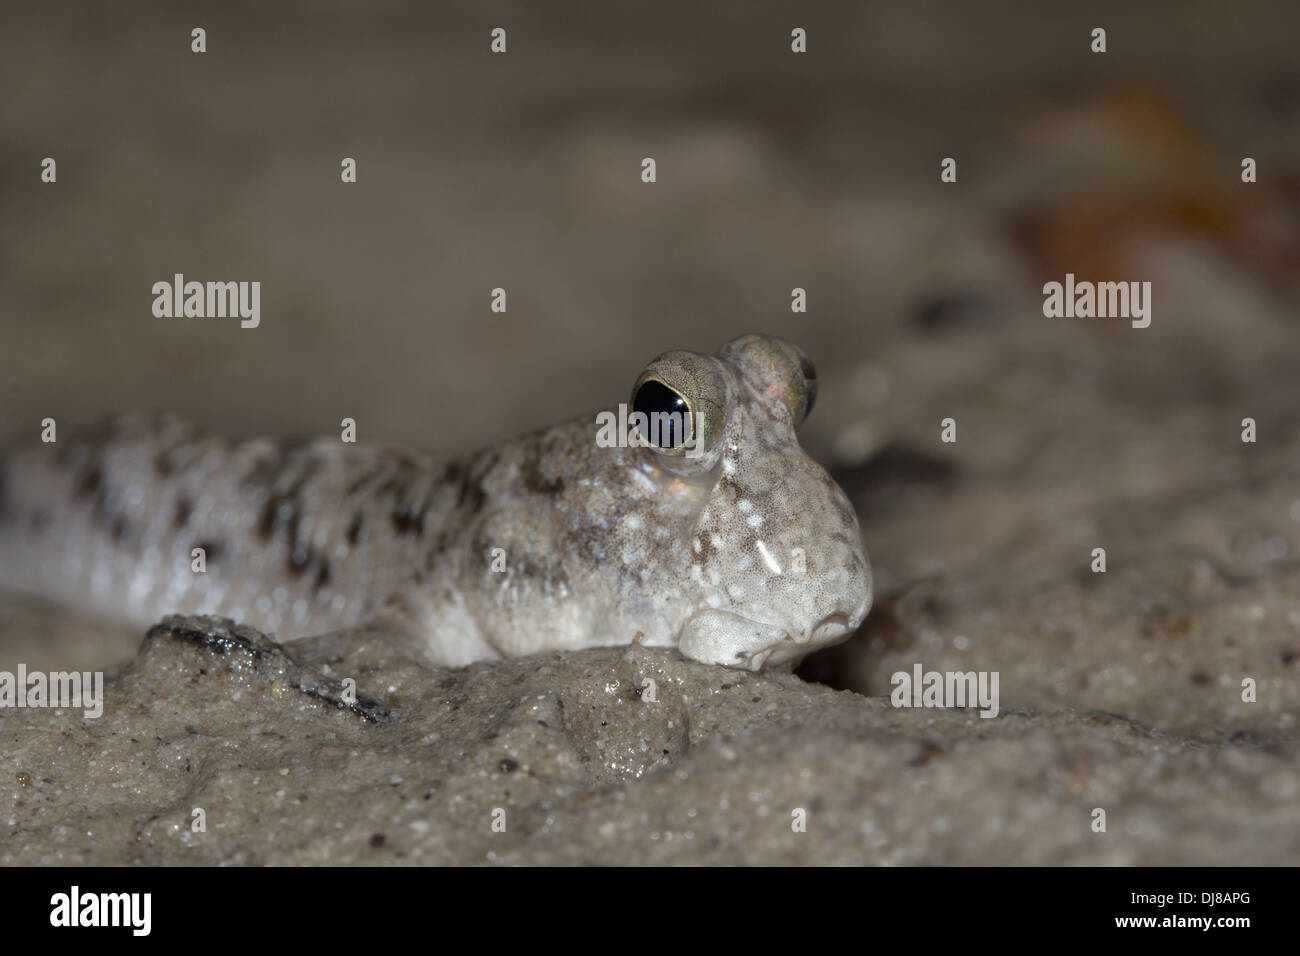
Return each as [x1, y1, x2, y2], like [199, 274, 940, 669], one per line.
[0, 336, 872, 670]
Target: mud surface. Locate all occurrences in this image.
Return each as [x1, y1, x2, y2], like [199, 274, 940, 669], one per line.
[3, 614, 1296, 865]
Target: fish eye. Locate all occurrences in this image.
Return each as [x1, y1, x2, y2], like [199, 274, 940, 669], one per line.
[719, 335, 817, 426]
[632, 380, 691, 449]
[793, 344, 817, 421]
[629, 350, 726, 460]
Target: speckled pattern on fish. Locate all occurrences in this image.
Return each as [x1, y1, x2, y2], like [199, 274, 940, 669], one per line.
[0, 335, 871, 670]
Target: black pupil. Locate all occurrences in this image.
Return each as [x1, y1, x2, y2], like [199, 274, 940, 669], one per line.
[633, 380, 690, 448]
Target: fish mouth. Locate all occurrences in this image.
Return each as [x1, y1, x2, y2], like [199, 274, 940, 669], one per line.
[678, 608, 861, 670]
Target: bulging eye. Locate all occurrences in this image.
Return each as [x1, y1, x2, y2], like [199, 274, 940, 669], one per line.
[632, 380, 691, 448]
[719, 334, 817, 426]
[629, 350, 727, 463]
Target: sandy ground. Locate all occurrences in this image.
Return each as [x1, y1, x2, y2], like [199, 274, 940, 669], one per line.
[3, 615, 1297, 865]
[2, 1, 1299, 864]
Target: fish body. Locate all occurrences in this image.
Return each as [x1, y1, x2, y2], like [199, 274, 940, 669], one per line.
[0, 335, 871, 669]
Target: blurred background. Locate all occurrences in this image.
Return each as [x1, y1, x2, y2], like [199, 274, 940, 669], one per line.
[3, 0, 1299, 732]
